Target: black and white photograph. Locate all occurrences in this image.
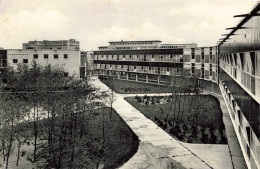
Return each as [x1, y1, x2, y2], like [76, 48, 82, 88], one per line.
[0, 0, 259, 168]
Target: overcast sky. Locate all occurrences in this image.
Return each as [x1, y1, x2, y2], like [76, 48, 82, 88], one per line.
[0, 0, 258, 51]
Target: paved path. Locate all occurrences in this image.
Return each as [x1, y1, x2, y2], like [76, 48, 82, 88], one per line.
[90, 77, 245, 169]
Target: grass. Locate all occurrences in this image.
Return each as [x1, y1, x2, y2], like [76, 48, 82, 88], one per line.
[100, 78, 221, 95]
[0, 108, 139, 169]
[100, 79, 171, 94]
[125, 95, 227, 144]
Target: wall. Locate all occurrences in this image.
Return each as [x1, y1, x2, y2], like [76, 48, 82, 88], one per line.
[7, 49, 80, 77]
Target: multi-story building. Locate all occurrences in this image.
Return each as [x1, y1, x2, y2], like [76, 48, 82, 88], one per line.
[22, 39, 80, 50]
[92, 41, 218, 89]
[0, 49, 80, 77]
[80, 51, 94, 78]
[0, 50, 7, 74]
[98, 40, 197, 50]
[218, 2, 260, 169]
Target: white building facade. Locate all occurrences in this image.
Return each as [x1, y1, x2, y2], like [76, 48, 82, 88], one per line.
[7, 49, 80, 77]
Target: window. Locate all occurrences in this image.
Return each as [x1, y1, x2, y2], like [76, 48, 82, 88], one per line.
[44, 54, 48, 58]
[54, 54, 58, 59]
[129, 55, 131, 58]
[13, 59, 18, 63]
[33, 54, 38, 59]
[64, 54, 68, 58]
[23, 59, 28, 63]
[192, 54, 195, 59]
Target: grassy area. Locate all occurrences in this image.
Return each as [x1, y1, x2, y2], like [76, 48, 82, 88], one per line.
[0, 108, 139, 169]
[125, 95, 227, 144]
[100, 79, 171, 94]
[100, 78, 221, 95]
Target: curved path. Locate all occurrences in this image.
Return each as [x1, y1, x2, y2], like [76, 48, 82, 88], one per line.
[90, 77, 245, 169]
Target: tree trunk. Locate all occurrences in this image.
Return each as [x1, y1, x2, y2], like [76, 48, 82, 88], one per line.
[33, 104, 38, 162]
[2, 139, 5, 161]
[16, 142, 21, 166]
[6, 111, 15, 169]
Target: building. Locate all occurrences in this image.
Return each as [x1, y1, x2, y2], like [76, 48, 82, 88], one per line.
[0, 49, 80, 77]
[98, 40, 197, 50]
[80, 51, 94, 78]
[22, 39, 80, 50]
[218, 2, 260, 169]
[92, 41, 218, 89]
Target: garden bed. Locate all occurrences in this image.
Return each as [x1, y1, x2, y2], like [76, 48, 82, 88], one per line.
[125, 95, 227, 144]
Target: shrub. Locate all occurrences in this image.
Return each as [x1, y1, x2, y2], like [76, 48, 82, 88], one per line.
[21, 151, 26, 157]
[163, 123, 168, 130]
[170, 128, 175, 135]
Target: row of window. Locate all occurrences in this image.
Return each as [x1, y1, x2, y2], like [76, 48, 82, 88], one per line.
[8, 54, 29, 55]
[161, 45, 186, 49]
[13, 59, 28, 64]
[33, 54, 68, 59]
[110, 42, 155, 45]
[12, 54, 69, 63]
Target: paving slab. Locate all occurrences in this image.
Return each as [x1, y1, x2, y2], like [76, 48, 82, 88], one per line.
[182, 143, 233, 169]
[90, 77, 237, 169]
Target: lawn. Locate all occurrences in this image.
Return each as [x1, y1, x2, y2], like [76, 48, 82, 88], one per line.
[100, 78, 221, 95]
[0, 108, 139, 169]
[100, 79, 171, 94]
[125, 95, 227, 144]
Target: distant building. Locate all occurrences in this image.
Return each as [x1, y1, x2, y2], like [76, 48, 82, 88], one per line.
[0, 49, 80, 77]
[22, 39, 80, 50]
[91, 40, 217, 86]
[98, 40, 197, 50]
[80, 51, 94, 78]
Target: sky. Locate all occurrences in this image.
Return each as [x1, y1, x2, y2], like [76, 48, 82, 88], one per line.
[0, 0, 258, 51]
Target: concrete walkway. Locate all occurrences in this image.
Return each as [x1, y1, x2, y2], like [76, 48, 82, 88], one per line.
[90, 77, 245, 169]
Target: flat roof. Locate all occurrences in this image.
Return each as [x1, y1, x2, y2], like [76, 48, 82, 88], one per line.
[161, 43, 197, 45]
[109, 40, 162, 43]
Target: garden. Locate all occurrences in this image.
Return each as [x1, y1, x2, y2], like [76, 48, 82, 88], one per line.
[100, 79, 173, 94]
[125, 94, 227, 144]
[0, 63, 139, 169]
